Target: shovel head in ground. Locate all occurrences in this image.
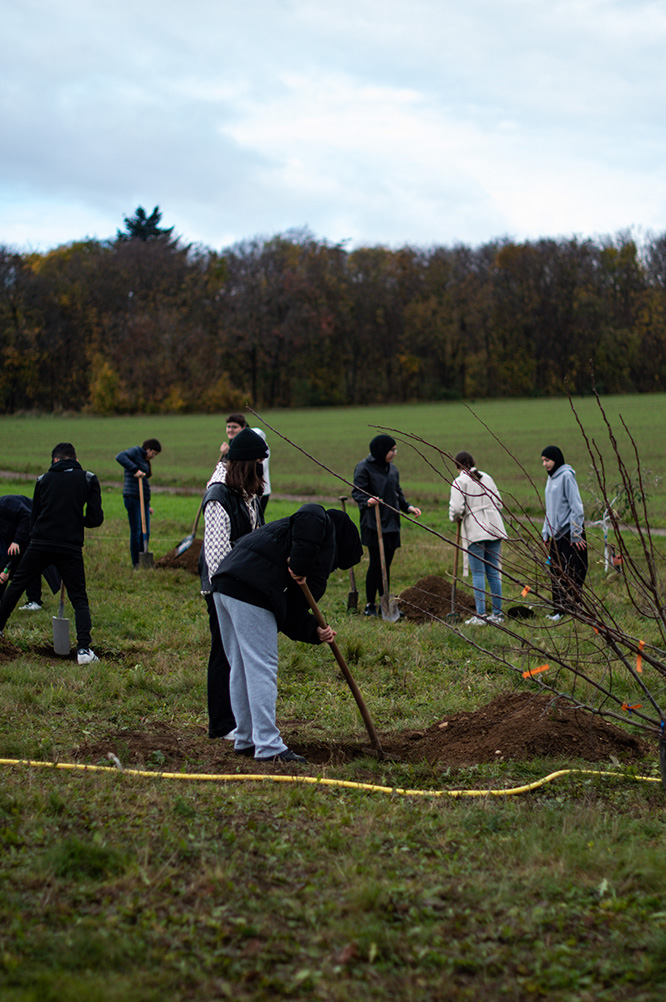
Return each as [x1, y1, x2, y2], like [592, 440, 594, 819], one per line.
[175, 498, 204, 556]
[379, 593, 401, 622]
[53, 582, 70, 655]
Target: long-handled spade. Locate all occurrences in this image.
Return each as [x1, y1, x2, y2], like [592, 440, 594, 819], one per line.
[447, 523, 462, 624]
[52, 581, 70, 655]
[338, 496, 358, 612]
[137, 476, 154, 569]
[299, 581, 384, 758]
[374, 504, 400, 622]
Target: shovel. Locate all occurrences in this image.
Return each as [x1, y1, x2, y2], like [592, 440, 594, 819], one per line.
[52, 581, 70, 655]
[338, 496, 358, 612]
[299, 581, 384, 757]
[137, 476, 154, 569]
[447, 523, 462, 624]
[374, 504, 400, 622]
[175, 498, 204, 557]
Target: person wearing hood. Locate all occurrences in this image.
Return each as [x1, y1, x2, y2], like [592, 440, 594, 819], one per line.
[199, 428, 268, 741]
[541, 445, 588, 621]
[210, 503, 362, 763]
[352, 435, 421, 617]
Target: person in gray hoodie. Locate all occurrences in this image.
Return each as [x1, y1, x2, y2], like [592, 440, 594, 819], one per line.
[541, 445, 587, 621]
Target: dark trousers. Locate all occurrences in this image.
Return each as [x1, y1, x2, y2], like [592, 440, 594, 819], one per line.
[204, 593, 236, 738]
[549, 532, 588, 611]
[365, 539, 398, 604]
[124, 496, 150, 568]
[0, 545, 92, 648]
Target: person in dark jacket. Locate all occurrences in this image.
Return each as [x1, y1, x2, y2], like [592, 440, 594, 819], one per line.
[115, 439, 162, 568]
[0, 494, 60, 609]
[199, 428, 268, 740]
[352, 434, 421, 616]
[0, 444, 104, 663]
[211, 504, 362, 763]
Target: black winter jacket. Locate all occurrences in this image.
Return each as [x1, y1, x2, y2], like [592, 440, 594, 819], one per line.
[30, 460, 104, 552]
[0, 495, 32, 570]
[352, 455, 411, 546]
[212, 504, 359, 644]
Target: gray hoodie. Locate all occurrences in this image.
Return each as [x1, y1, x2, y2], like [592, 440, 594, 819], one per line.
[542, 464, 584, 542]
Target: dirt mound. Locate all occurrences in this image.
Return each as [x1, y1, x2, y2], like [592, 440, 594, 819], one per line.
[76, 691, 650, 775]
[155, 538, 202, 573]
[0, 637, 23, 663]
[399, 574, 476, 622]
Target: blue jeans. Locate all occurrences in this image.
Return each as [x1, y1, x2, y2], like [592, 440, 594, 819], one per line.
[467, 539, 502, 615]
[124, 496, 150, 568]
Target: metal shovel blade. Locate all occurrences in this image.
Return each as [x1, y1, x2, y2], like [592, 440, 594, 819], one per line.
[175, 532, 194, 556]
[380, 593, 401, 622]
[53, 584, 70, 655]
[138, 550, 154, 569]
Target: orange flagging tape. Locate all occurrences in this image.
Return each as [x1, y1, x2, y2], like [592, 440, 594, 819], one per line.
[622, 703, 642, 712]
[523, 664, 550, 678]
[521, 585, 531, 598]
[636, 640, 645, 673]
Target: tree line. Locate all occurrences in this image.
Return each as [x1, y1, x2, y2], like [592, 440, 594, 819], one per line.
[2, 207, 666, 413]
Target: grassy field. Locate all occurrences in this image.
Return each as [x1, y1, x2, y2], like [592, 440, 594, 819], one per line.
[2, 398, 666, 1000]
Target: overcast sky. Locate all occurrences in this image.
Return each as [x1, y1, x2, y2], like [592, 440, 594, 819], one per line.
[2, 0, 665, 253]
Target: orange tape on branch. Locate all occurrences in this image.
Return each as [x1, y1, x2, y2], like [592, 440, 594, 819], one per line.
[521, 585, 531, 598]
[522, 664, 550, 678]
[622, 703, 642, 713]
[636, 640, 645, 674]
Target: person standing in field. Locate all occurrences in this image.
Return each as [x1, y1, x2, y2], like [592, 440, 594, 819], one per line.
[218, 413, 271, 513]
[352, 435, 421, 617]
[0, 443, 104, 663]
[449, 451, 507, 625]
[210, 504, 362, 763]
[541, 445, 587, 621]
[199, 428, 268, 740]
[115, 438, 162, 569]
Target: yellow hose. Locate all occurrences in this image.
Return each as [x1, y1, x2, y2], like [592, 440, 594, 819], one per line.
[0, 757, 660, 797]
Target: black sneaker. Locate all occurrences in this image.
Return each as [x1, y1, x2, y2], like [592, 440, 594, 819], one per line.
[363, 603, 377, 617]
[259, 749, 307, 764]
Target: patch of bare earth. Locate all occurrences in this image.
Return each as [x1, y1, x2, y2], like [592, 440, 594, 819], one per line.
[399, 574, 476, 622]
[76, 691, 650, 775]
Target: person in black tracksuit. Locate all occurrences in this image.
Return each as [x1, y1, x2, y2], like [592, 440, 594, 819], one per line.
[198, 428, 268, 739]
[0, 444, 104, 663]
[352, 434, 421, 617]
[0, 494, 60, 608]
[210, 504, 362, 763]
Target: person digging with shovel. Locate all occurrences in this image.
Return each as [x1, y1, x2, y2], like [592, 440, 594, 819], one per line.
[352, 435, 421, 618]
[0, 443, 104, 663]
[115, 438, 161, 569]
[210, 503, 362, 763]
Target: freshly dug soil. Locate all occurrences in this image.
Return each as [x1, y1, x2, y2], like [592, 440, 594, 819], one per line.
[399, 574, 476, 622]
[155, 538, 202, 573]
[76, 691, 650, 774]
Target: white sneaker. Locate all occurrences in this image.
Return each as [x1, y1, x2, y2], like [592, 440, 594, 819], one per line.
[464, 615, 487, 626]
[19, 601, 43, 612]
[222, 728, 237, 741]
[487, 613, 504, 624]
[77, 648, 99, 664]
[546, 613, 562, 622]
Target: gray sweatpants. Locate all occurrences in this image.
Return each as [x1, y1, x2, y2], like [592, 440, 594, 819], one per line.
[213, 593, 288, 759]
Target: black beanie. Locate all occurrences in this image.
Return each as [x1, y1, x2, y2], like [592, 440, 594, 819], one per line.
[369, 434, 396, 462]
[541, 445, 565, 476]
[326, 509, 363, 570]
[228, 428, 269, 462]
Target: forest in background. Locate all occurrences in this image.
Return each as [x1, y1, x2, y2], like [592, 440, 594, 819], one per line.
[2, 207, 666, 414]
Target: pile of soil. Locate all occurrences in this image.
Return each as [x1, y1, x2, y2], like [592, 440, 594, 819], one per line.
[76, 691, 650, 774]
[399, 574, 476, 623]
[155, 538, 202, 574]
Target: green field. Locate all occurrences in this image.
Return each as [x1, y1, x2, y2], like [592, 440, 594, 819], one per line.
[2, 397, 666, 1000]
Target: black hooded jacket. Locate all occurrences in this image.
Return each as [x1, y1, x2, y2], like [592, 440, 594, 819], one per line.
[352, 455, 410, 545]
[211, 504, 361, 644]
[30, 460, 104, 552]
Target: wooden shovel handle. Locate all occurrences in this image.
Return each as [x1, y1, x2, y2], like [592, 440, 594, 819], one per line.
[299, 581, 383, 755]
[374, 504, 390, 598]
[137, 475, 148, 536]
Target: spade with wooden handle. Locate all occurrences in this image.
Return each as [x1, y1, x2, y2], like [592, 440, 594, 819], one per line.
[299, 581, 384, 757]
[338, 496, 358, 612]
[374, 504, 400, 621]
[137, 475, 154, 568]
